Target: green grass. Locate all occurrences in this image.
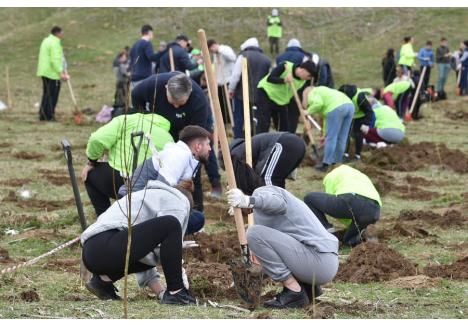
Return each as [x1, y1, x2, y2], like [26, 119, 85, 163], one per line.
[0, 8, 468, 319]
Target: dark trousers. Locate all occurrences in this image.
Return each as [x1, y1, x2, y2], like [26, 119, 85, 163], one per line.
[461, 67, 468, 95]
[217, 85, 231, 124]
[82, 215, 184, 291]
[395, 89, 411, 118]
[347, 117, 369, 157]
[39, 77, 61, 121]
[192, 168, 204, 212]
[269, 37, 280, 55]
[260, 133, 306, 188]
[304, 193, 380, 246]
[85, 162, 125, 216]
[255, 88, 299, 134]
[114, 80, 129, 108]
[421, 66, 431, 90]
[233, 97, 256, 139]
[203, 139, 220, 185]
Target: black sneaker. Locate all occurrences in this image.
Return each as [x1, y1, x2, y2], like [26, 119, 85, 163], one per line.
[85, 274, 121, 300]
[298, 281, 323, 301]
[161, 287, 197, 305]
[263, 286, 310, 309]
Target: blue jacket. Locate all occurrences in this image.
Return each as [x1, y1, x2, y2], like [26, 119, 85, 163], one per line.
[129, 39, 161, 82]
[131, 72, 209, 140]
[275, 46, 309, 65]
[417, 47, 434, 67]
[158, 43, 197, 73]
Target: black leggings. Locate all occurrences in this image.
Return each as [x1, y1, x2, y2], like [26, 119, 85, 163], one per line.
[85, 162, 125, 216]
[347, 117, 367, 156]
[304, 193, 380, 246]
[82, 215, 183, 291]
[260, 133, 306, 188]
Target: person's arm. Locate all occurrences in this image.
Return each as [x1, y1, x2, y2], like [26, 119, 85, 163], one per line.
[251, 187, 287, 215]
[228, 55, 243, 92]
[417, 48, 425, 63]
[85, 117, 121, 162]
[187, 88, 209, 129]
[460, 51, 468, 63]
[357, 93, 373, 124]
[266, 63, 287, 84]
[436, 47, 444, 62]
[178, 49, 197, 72]
[429, 51, 434, 66]
[51, 40, 64, 75]
[219, 45, 237, 63]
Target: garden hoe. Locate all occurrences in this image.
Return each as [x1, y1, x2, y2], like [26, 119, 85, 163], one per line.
[199, 29, 263, 309]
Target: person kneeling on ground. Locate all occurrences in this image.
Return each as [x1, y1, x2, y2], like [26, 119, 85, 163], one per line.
[361, 100, 406, 148]
[380, 79, 413, 118]
[80, 180, 197, 305]
[226, 160, 339, 309]
[304, 164, 382, 247]
[229, 132, 306, 188]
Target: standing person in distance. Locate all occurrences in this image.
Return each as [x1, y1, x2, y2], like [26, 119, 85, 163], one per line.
[267, 8, 283, 55]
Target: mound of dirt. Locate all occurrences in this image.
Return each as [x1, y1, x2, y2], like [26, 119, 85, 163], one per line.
[385, 275, 441, 289]
[3, 190, 74, 211]
[445, 110, 468, 120]
[13, 151, 45, 160]
[20, 289, 40, 302]
[0, 247, 10, 263]
[0, 178, 31, 187]
[186, 262, 237, 300]
[366, 142, 468, 173]
[41, 258, 80, 273]
[335, 242, 417, 283]
[184, 231, 240, 264]
[404, 175, 432, 187]
[371, 222, 436, 241]
[398, 209, 467, 228]
[423, 256, 468, 280]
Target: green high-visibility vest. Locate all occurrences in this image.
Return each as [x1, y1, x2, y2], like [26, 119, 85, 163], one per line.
[352, 88, 372, 119]
[258, 61, 305, 105]
[374, 105, 405, 132]
[384, 81, 411, 100]
[267, 16, 282, 38]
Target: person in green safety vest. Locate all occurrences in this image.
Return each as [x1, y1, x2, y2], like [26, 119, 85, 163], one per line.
[398, 36, 417, 76]
[267, 8, 282, 55]
[304, 164, 382, 247]
[256, 60, 317, 134]
[338, 84, 374, 162]
[380, 79, 414, 118]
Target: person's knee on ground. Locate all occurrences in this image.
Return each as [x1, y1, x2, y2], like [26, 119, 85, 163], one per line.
[185, 210, 205, 235]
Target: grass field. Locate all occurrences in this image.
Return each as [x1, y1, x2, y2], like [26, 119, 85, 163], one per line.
[0, 7, 467, 319]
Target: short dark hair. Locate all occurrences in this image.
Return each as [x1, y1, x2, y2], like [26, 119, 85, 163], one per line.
[426, 40, 433, 46]
[179, 125, 211, 144]
[176, 34, 189, 42]
[233, 159, 265, 196]
[403, 36, 411, 43]
[141, 24, 153, 35]
[440, 37, 447, 42]
[50, 26, 62, 35]
[207, 39, 217, 49]
[299, 61, 318, 80]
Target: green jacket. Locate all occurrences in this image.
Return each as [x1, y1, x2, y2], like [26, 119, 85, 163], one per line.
[307, 86, 353, 117]
[86, 113, 174, 176]
[267, 16, 282, 38]
[37, 34, 63, 80]
[258, 61, 305, 105]
[398, 43, 417, 67]
[383, 80, 411, 100]
[374, 105, 405, 132]
[323, 164, 382, 206]
[352, 88, 372, 119]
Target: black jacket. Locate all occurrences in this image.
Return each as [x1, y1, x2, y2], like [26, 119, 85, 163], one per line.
[235, 46, 271, 102]
[158, 43, 197, 73]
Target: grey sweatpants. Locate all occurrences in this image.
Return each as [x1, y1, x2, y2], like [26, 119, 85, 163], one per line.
[246, 225, 339, 285]
[377, 128, 405, 144]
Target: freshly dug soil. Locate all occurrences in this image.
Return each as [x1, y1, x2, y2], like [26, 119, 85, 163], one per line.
[335, 242, 417, 283]
[13, 151, 45, 160]
[20, 289, 40, 302]
[186, 262, 237, 300]
[41, 258, 80, 273]
[203, 200, 231, 221]
[366, 142, 468, 173]
[184, 231, 240, 264]
[423, 256, 468, 280]
[229, 258, 263, 309]
[398, 209, 467, 228]
[385, 275, 441, 289]
[404, 175, 432, 187]
[0, 178, 31, 187]
[371, 222, 436, 241]
[3, 190, 74, 211]
[39, 169, 70, 186]
[445, 110, 468, 120]
[305, 301, 385, 319]
[0, 247, 10, 263]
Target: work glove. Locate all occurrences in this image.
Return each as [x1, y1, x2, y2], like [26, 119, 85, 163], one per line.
[228, 206, 235, 216]
[226, 188, 253, 209]
[360, 124, 370, 134]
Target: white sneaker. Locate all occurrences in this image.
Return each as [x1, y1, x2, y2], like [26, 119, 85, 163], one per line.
[368, 142, 377, 148]
[376, 142, 388, 149]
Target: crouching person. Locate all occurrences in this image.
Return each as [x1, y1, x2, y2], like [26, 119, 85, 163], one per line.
[227, 160, 339, 309]
[80, 180, 197, 305]
[304, 164, 381, 247]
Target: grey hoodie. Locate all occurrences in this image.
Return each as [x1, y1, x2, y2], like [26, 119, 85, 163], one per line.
[251, 186, 339, 254]
[81, 180, 190, 287]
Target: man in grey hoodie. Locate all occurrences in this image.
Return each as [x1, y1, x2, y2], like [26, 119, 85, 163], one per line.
[81, 180, 197, 305]
[226, 161, 339, 309]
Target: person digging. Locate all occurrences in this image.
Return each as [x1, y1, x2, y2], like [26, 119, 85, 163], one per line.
[226, 160, 339, 309]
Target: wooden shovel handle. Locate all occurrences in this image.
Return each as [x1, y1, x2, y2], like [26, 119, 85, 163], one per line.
[289, 81, 316, 145]
[169, 48, 175, 72]
[409, 66, 427, 115]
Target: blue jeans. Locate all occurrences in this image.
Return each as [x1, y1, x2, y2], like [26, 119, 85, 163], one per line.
[436, 63, 450, 92]
[186, 210, 205, 235]
[233, 97, 245, 139]
[324, 104, 354, 165]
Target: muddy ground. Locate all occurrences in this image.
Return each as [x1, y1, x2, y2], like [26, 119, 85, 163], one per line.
[423, 256, 468, 280]
[398, 209, 467, 229]
[3, 190, 74, 211]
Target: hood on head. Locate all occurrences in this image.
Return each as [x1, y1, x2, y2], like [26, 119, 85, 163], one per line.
[240, 38, 259, 51]
[287, 39, 301, 48]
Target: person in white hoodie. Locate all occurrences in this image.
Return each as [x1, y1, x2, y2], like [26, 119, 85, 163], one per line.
[207, 39, 237, 124]
[228, 37, 271, 138]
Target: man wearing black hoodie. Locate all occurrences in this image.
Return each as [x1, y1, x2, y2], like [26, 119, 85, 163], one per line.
[275, 39, 311, 65]
[158, 35, 200, 73]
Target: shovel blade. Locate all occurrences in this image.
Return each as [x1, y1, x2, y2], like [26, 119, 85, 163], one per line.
[229, 258, 263, 309]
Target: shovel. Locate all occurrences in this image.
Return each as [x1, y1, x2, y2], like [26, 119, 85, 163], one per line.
[199, 29, 263, 308]
[65, 75, 84, 125]
[405, 66, 427, 122]
[169, 47, 175, 72]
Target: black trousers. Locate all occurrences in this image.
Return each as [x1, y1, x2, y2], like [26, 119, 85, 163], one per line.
[85, 162, 125, 216]
[39, 77, 61, 121]
[255, 88, 299, 134]
[192, 167, 204, 212]
[82, 215, 184, 291]
[114, 80, 129, 108]
[304, 192, 380, 246]
[421, 66, 431, 90]
[217, 85, 231, 125]
[269, 37, 280, 55]
[347, 117, 367, 157]
[260, 133, 306, 188]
